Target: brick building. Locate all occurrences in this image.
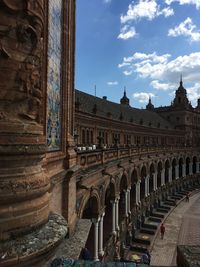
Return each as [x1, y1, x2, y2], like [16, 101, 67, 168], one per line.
[0, 1, 200, 266]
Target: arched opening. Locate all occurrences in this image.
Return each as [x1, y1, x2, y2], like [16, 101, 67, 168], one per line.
[193, 156, 197, 174]
[179, 158, 183, 178]
[149, 163, 155, 193]
[119, 174, 128, 223]
[186, 157, 190, 175]
[165, 160, 170, 184]
[82, 196, 99, 258]
[172, 159, 176, 180]
[157, 161, 162, 188]
[140, 166, 147, 200]
[103, 183, 115, 246]
[130, 169, 137, 211]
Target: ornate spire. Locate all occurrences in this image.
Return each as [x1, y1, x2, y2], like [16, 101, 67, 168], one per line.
[120, 86, 130, 106]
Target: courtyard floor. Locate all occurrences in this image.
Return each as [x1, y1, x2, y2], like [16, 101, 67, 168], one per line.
[150, 190, 200, 266]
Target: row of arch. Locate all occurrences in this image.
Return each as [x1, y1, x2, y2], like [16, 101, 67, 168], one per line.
[78, 155, 199, 259]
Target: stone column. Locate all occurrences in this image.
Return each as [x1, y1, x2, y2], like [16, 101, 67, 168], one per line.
[145, 177, 148, 197]
[175, 165, 179, 179]
[196, 162, 199, 174]
[153, 172, 157, 191]
[169, 167, 172, 182]
[127, 188, 131, 214]
[0, 1, 50, 242]
[189, 162, 193, 175]
[136, 181, 141, 204]
[111, 200, 116, 235]
[125, 190, 129, 217]
[182, 164, 186, 177]
[161, 169, 165, 186]
[92, 218, 100, 261]
[98, 213, 105, 257]
[115, 197, 120, 231]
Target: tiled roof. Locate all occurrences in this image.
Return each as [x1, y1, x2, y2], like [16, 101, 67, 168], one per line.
[75, 89, 175, 130]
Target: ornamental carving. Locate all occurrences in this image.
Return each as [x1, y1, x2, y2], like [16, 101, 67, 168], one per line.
[0, 0, 44, 125]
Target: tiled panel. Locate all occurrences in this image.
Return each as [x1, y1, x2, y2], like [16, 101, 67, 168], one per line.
[47, 0, 62, 151]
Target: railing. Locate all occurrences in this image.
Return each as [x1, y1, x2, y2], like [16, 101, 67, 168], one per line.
[76, 145, 194, 170]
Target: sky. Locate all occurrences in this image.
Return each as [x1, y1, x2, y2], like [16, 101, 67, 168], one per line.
[75, 0, 200, 108]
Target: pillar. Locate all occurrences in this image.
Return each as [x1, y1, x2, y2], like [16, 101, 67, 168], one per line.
[189, 162, 193, 175]
[125, 190, 128, 217]
[147, 176, 150, 195]
[161, 169, 165, 186]
[127, 188, 131, 214]
[111, 200, 116, 235]
[196, 162, 200, 174]
[98, 213, 104, 257]
[136, 181, 141, 204]
[153, 172, 157, 191]
[175, 165, 179, 179]
[169, 167, 172, 182]
[92, 218, 100, 261]
[115, 197, 120, 231]
[182, 164, 186, 177]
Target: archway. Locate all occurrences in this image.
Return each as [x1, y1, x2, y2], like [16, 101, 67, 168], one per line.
[172, 158, 176, 180]
[119, 174, 128, 223]
[186, 157, 190, 175]
[157, 161, 162, 188]
[193, 156, 197, 174]
[103, 183, 115, 246]
[140, 165, 147, 200]
[130, 169, 137, 211]
[149, 163, 155, 193]
[179, 158, 183, 178]
[82, 196, 99, 258]
[165, 160, 170, 184]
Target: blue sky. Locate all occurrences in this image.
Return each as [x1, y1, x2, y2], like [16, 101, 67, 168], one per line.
[75, 0, 200, 108]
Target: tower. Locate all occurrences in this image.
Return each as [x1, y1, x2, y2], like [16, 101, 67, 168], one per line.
[146, 97, 154, 110]
[120, 87, 130, 106]
[173, 76, 191, 108]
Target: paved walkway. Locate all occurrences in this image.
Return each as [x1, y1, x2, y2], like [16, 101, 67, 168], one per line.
[150, 191, 200, 266]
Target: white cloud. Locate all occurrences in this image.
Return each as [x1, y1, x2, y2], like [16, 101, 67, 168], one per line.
[107, 81, 118, 85]
[168, 17, 200, 42]
[123, 70, 133, 76]
[186, 83, 200, 102]
[103, 0, 112, 3]
[165, 0, 200, 9]
[119, 51, 200, 84]
[133, 92, 155, 103]
[150, 80, 176, 90]
[118, 62, 131, 68]
[118, 25, 137, 40]
[120, 0, 174, 24]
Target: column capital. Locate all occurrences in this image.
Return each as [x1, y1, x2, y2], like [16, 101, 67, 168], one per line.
[91, 217, 100, 224]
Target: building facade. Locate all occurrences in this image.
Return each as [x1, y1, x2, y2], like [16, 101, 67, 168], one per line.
[74, 81, 200, 260]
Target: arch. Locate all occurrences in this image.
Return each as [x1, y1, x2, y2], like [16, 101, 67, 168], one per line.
[193, 156, 197, 174]
[103, 178, 116, 205]
[172, 158, 177, 180]
[130, 169, 138, 210]
[179, 157, 184, 178]
[119, 173, 128, 192]
[149, 163, 155, 193]
[103, 182, 116, 245]
[186, 157, 190, 175]
[119, 173, 128, 223]
[140, 165, 147, 200]
[157, 161, 163, 187]
[165, 159, 170, 184]
[79, 190, 100, 219]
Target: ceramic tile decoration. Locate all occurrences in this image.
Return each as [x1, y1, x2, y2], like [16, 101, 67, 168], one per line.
[47, 0, 63, 151]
